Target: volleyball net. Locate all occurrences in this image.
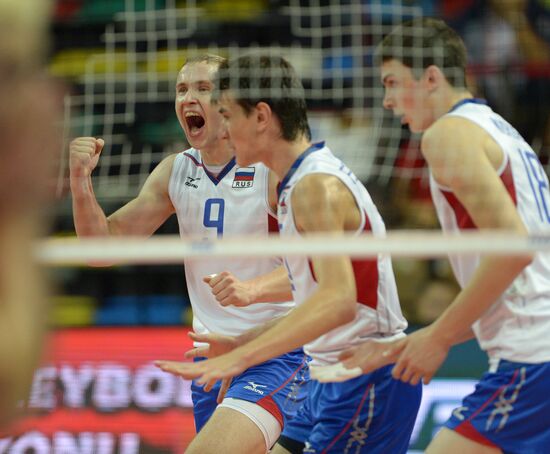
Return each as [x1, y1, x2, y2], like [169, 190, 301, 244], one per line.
[45, 0, 550, 263]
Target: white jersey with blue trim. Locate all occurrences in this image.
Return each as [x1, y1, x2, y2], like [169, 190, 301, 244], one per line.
[277, 143, 407, 366]
[430, 99, 550, 364]
[168, 148, 293, 337]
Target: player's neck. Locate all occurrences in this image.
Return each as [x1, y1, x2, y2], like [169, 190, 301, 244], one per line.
[198, 141, 234, 166]
[434, 89, 473, 120]
[267, 136, 312, 181]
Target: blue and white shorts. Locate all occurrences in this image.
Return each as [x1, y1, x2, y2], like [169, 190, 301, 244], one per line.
[192, 348, 309, 433]
[280, 363, 422, 453]
[445, 359, 550, 453]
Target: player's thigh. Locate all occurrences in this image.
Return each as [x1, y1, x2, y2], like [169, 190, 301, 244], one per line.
[187, 406, 267, 454]
[190, 378, 218, 432]
[426, 428, 502, 454]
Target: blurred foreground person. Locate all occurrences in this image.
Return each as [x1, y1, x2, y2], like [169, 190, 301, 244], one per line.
[0, 0, 62, 427]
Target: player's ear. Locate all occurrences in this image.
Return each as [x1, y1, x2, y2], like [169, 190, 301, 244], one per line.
[255, 101, 272, 132]
[424, 65, 444, 92]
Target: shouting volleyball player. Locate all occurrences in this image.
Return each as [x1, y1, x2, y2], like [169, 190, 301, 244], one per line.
[69, 55, 308, 454]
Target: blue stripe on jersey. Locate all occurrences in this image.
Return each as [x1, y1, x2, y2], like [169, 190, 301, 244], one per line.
[183, 151, 236, 186]
[277, 142, 325, 199]
[203, 158, 236, 185]
[448, 98, 487, 113]
[183, 152, 202, 167]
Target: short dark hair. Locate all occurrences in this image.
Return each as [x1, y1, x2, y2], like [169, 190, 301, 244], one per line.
[184, 54, 227, 68]
[216, 55, 311, 141]
[376, 18, 467, 88]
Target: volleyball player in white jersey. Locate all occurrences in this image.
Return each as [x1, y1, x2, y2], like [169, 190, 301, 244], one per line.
[69, 55, 309, 454]
[339, 18, 550, 454]
[156, 55, 422, 453]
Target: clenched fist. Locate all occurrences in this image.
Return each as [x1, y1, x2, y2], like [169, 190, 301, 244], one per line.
[69, 137, 105, 178]
[203, 272, 258, 307]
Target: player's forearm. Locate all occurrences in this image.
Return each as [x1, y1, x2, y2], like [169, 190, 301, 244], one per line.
[237, 287, 356, 367]
[237, 316, 285, 345]
[71, 175, 110, 237]
[452, 327, 476, 344]
[430, 254, 533, 347]
[246, 266, 293, 303]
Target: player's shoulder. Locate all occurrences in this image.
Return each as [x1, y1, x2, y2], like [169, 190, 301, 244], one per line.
[423, 115, 486, 157]
[170, 147, 202, 172]
[291, 173, 357, 232]
[425, 115, 479, 141]
[290, 148, 335, 180]
[140, 152, 179, 194]
[292, 173, 347, 207]
[157, 153, 179, 174]
[157, 152, 179, 172]
[163, 152, 180, 163]
[294, 172, 327, 190]
[177, 147, 199, 160]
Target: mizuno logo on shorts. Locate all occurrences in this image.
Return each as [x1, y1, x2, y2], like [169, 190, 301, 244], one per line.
[244, 381, 267, 395]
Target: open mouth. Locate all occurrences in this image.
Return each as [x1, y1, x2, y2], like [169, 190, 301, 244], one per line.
[185, 112, 206, 135]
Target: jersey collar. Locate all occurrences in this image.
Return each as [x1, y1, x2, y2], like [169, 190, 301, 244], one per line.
[448, 98, 487, 113]
[277, 141, 325, 199]
[203, 157, 236, 185]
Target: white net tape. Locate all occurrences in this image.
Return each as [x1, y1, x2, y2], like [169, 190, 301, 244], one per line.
[37, 232, 549, 265]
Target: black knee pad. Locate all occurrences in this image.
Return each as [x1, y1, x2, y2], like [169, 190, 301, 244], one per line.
[275, 435, 306, 454]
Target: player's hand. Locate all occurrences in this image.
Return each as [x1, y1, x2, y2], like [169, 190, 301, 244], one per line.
[216, 378, 231, 404]
[69, 137, 104, 178]
[390, 326, 450, 386]
[179, 332, 238, 400]
[184, 331, 240, 360]
[310, 362, 363, 383]
[184, 332, 238, 400]
[155, 350, 249, 384]
[338, 339, 404, 375]
[199, 376, 232, 404]
[203, 272, 258, 307]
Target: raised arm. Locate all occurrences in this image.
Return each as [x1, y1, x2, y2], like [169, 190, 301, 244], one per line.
[70, 137, 176, 237]
[70, 137, 109, 236]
